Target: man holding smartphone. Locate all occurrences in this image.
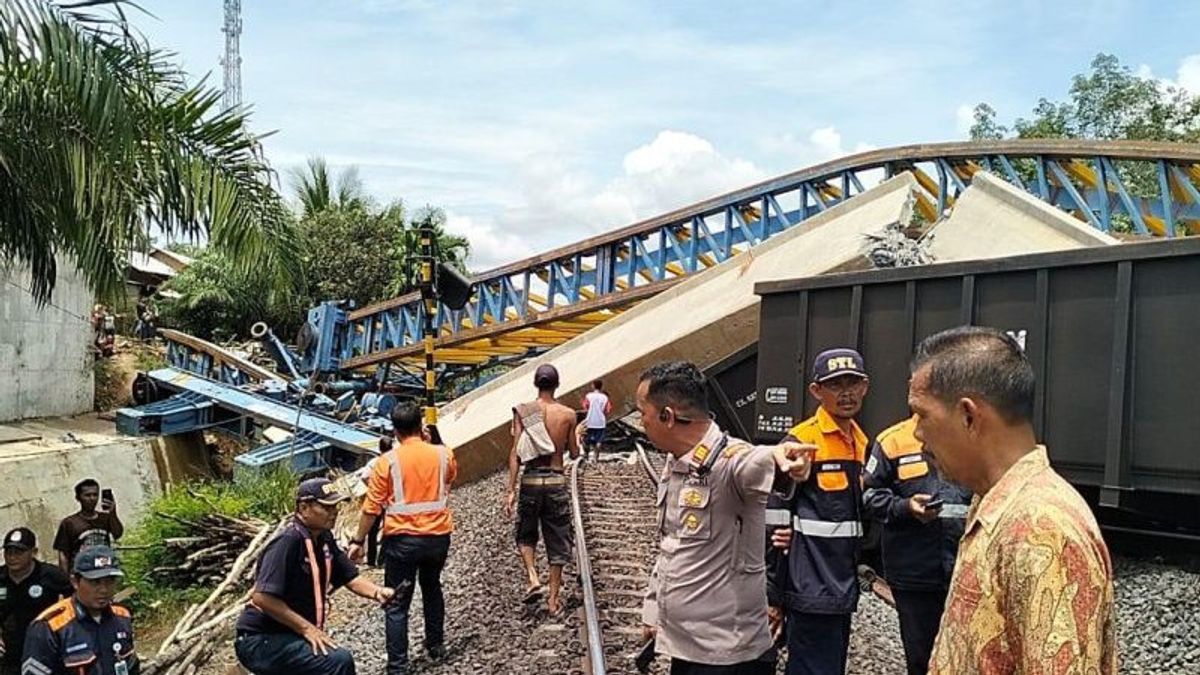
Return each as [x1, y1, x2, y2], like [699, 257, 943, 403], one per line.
[862, 415, 972, 675]
[52, 480, 123, 573]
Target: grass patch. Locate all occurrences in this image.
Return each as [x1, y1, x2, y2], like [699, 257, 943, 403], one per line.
[133, 345, 167, 372]
[93, 358, 123, 412]
[121, 468, 297, 621]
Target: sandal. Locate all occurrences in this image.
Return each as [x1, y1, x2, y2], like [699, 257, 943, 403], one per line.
[522, 585, 545, 604]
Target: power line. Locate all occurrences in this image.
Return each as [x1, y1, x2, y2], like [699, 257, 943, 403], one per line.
[4, 279, 92, 325]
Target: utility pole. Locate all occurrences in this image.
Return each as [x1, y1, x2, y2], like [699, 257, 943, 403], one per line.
[220, 0, 242, 110]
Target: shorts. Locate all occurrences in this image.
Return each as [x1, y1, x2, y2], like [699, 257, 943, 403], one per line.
[515, 479, 573, 566]
[584, 427, 606, 447]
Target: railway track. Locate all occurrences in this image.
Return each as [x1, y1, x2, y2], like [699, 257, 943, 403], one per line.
[568, 447, 665, 674]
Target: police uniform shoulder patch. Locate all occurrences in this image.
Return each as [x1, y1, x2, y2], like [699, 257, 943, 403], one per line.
[865, 454, 878, 475]
[111, 605, 131, 618]
[722, 441, 750, 458]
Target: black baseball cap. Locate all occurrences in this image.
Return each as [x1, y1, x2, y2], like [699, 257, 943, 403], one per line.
[73, 545, 124, 579]
[3, 527, 35, 551]
[534, 364, 560, 389]
[811, 348, 868, 383]
[297, 478, 351, 506]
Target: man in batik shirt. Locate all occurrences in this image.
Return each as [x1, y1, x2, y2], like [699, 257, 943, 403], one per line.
[907, 326, 1115, 675]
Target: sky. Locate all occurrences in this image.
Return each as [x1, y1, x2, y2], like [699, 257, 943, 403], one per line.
[131, 1, 1200, 270]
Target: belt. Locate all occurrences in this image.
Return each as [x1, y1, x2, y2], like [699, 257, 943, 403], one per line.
[521, 474, 566, 487]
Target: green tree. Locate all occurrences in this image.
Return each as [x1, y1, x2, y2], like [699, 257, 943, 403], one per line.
[289, 157, 367, 218]
[968, 103, 1008, 141]
[159, 248, 306, 340]
[299, 202, 408, 308]
[969, 54, 1200, 143]
[0, 0, 298, 304]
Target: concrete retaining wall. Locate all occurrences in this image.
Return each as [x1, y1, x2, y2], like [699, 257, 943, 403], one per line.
[0, 417, 163, 555]
[0, 260, 94, 422]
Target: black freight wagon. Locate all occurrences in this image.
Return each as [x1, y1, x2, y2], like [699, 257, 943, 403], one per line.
[732, 237, 1200, 533]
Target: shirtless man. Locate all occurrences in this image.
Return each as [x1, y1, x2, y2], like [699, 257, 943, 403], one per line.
[504, 364, 580, 616]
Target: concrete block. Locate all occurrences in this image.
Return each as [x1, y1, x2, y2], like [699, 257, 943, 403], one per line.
[926, 171, 1118, 261]
[439, 174, 922, 483]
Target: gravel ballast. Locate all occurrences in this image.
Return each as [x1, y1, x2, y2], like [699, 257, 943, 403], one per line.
[201, 468, 1200, 674]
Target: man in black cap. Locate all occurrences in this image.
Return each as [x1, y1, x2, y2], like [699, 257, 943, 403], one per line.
[22, 545, 137, 675]
[235, 478, 394, 675]
[0, 528, 70, 675]
[766, 348, 870, 675]
[503, 363, 579, 616]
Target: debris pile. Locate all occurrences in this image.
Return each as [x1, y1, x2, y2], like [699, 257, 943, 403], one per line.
[143, 517, 283, 675]
[863, 221, 934, 268]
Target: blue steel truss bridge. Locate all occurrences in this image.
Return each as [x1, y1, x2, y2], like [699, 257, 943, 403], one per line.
[297, 139, 1200, 377]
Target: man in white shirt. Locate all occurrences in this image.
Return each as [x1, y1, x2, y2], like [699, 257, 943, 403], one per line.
[581, 380, 612, 461]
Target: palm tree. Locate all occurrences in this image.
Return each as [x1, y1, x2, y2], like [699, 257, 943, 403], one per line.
[0, 0, 298, 304]
[289, 157, 367, 218]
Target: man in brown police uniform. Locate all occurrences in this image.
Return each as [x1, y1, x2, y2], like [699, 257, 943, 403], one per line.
[637, 360, 811, 675]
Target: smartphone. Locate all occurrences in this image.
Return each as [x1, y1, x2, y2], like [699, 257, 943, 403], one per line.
[924, 497, 944, 510]
[101, 488, 114, 511]
[634, 638, 656, 673]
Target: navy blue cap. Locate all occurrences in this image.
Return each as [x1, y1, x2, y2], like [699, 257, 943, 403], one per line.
[3, 527, 35, 550]
[297, 477, 351, 505]
[811, 348, 868, 383]
[73, 545, 124, 579]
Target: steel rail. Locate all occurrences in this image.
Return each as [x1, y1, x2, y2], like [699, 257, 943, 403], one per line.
[635, 442, 662, 488]
[569, 459, 607, 675]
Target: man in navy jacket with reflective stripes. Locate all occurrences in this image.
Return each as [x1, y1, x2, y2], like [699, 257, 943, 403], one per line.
[862, 415, 971, 675]
[766, 348, 869, 675]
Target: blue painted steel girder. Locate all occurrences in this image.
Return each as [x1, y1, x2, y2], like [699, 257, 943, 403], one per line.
[324, 141, 1200, 373]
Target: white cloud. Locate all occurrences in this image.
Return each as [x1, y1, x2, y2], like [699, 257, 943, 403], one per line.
[1177, 54, 1200, 94]
[759, 127, 876, 167]
[1138, 53, 1200, 95]
[454, 127, 887, 271]
[955, 104, 976, 136]
[447, 130, 774, 270]
[445, 213, 535, 271]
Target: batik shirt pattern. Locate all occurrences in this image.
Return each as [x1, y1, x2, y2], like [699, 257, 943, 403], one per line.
[929, 447, 1117, 675]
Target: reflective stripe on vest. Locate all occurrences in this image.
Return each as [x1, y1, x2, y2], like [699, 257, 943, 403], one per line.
[938, 503, 969, 520]
[385, 446, 449, 514]
[765, 508, 792, 527]
[792, 516, 862, 538]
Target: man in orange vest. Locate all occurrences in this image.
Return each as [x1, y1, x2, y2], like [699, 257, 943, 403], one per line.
[349, 402, 457, 675]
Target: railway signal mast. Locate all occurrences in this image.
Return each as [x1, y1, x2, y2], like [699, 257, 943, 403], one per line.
[220, 0, 242, 109]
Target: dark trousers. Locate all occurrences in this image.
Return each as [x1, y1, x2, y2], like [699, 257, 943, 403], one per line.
[785, 611, 852, 675]
[235, 632, 355, 675]
[892, 586, 949, 675]
[366, 516, 381, 566]
[383, 534, 451, 675]
[669, 653, 775, 675]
